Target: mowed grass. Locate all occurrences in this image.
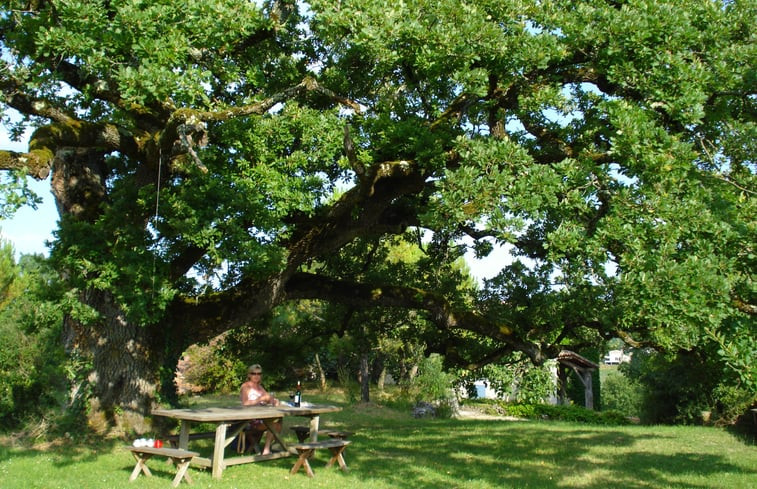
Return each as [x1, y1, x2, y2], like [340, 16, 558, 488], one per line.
[1, 393, 755, 489]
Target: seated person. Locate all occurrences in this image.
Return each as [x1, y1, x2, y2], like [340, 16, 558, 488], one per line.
[240, 364, 282, 455]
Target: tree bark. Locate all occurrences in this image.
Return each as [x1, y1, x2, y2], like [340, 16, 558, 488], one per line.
[63, 289, 163, 434]
[360, 353, 370, 403]
[377, 366, 387, 392]
[314, 353, 327, 391]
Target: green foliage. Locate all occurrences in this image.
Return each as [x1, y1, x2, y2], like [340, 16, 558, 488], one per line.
[1, 0, 755, 425]
[457, 363, 517, 399]
[495, 401, 632, 426]
[179, 339, 245, 395]
[515, 362, 556, 405]
[707, 322, 757, 392]
[711, 383, 756, 426]
[621, 346, 756, 426]
[336, 363, 360, 405]
[602, 369, 644, 418]
[0, 247, 68, 430]
[410, 354, 456, 404]
[0, 171, 42, 219]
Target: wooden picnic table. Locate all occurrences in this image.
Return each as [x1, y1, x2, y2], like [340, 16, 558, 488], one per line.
[152, 403, 341, 479]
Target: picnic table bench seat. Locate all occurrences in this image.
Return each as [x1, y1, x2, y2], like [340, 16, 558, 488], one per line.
[128, 446, 199, 487]
[289, 425, 354, 442]
[165, 431, 215, 447]
[166, 423, 258, 453]
[289, 439, 351, 478]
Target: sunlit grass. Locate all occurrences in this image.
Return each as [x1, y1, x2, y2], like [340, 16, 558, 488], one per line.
[1, 391, 755, 489]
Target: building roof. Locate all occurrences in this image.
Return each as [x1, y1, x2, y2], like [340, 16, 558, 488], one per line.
[557, 350, 599, 370]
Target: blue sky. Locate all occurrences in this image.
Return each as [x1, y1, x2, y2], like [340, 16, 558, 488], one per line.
[1, 177, 57, 257]
[0, 127, 58, 258]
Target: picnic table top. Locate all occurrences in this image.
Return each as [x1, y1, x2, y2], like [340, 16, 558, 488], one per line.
[152, 403, 341, 423]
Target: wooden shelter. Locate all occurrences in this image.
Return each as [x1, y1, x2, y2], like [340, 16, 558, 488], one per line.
[556, 350, 599, 410]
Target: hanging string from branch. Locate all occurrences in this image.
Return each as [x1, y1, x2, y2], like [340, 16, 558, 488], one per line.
[152, 149, 163, 297]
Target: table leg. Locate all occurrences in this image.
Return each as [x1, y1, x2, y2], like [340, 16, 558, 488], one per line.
[212, 423, 228, 479]
[262, 418, 288, 452]
[178, 421, 190, 449]
[172, 457, 194, 487]
[308, 415, 320, 442]
[290, 448, 315, 477]
[129, 452, 153, 480]
[325, 445, 349, 471]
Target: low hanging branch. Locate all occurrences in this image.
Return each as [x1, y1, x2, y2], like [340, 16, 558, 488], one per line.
[284, 271, 552, 365]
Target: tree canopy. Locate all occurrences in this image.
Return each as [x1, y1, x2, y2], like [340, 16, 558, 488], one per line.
[1, 0, 754, 425]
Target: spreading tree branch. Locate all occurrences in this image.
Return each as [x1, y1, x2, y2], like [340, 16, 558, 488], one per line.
[284, 271, 551, 364]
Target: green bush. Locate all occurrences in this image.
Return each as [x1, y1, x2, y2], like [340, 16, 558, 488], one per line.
[456, 363, 516, 399]
[337, 363, 361, 405]
[0, 252, 68, 431]
[622, 347, 743, 425]
[711, 384, 756, 426]
[497, 401, 633, 425]
[602, 370, 644, 418]
[399, 354, 457, 418]
[180, 340, 245, 394]
[412, 354, 455, 402]
[515, 363, 556, 404]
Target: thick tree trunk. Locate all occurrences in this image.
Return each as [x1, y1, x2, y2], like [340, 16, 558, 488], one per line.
[63, 289, 163, 435]
[51, 147, 165, 434]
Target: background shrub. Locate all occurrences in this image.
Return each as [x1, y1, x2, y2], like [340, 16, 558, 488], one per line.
[602, 370, 644, 418]
[0, 251, 69, 432]
[498, 401, 632, 425]
[179, 338, 245, 395]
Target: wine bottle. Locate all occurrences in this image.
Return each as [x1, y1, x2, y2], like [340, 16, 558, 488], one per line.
[294, 381, 302, 407]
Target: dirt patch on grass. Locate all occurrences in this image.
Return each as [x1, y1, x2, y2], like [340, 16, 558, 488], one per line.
[456, 404, 523, 421]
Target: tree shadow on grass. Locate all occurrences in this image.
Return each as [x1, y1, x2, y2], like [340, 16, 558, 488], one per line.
[344, 419, 757, 489]
[0, 433, 122, 468]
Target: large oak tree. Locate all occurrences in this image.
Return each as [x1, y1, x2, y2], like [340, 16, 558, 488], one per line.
[1, 0, 754, 429]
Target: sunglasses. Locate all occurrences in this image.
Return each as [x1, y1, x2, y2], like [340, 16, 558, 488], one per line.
[249, 372, 261, 376]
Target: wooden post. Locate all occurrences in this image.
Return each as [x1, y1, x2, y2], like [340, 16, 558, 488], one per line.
[308, 415, 320, 442]
[581, 370, 594, 410]
[557, 365, 569, 405]
[212, 422, 228, 479]
[179, 421, 190, 449]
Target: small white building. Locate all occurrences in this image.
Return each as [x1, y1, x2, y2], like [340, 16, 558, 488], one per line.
[603, 350, 631, 365]
[472, 380, 499, 399]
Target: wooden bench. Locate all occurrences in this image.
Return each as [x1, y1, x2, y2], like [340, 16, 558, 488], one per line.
[290, 425, 311, 442]
[290, 426, 354, 442]
[166, 426, 257, 454]
[289, 439, 351, 477]
[128, 446, 199, 487]
[325, 430, 354, 440]
[165, 431, 215, 448]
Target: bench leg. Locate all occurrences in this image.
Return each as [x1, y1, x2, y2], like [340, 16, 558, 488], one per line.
[325, 445, 349, 471]
[290, 449, 315, 477]
[171, 456, 194, 487]
[130, 452, 154, 481]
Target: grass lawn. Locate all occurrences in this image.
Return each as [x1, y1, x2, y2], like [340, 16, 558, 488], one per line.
[1, 392, 755, 489]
